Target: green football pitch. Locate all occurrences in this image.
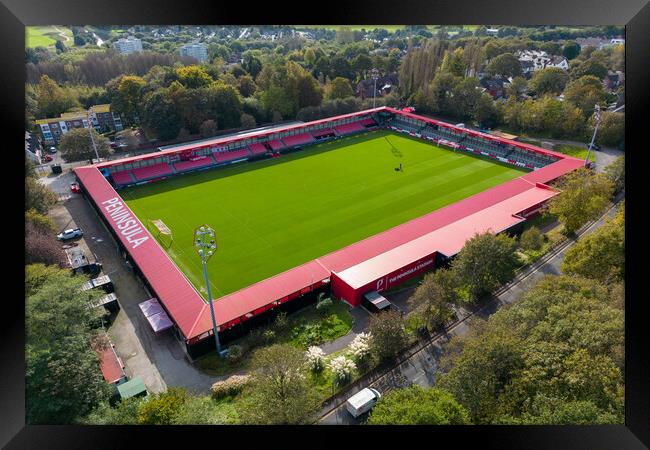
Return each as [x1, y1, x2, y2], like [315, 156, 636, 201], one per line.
[121, 130, 524, 299]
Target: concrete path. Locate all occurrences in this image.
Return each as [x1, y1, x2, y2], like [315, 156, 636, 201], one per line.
[320, 200, 622, 424]
[49, 195, 216, 395]
[320, 307, 370, 355]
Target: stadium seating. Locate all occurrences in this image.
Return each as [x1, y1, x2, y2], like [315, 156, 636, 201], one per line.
[335, 122, 365, 135]
[359, 117, 377, 127]
[131, 162, 173, 181]
[248, 143, 268, 156]
[173, 156, 215, 173]
[111, 170, 135, 186]
[282, 133, 315, 147]
[268, 139, 286, 151]
[214, 148, 251, 163]
[312, 128, 336, 138]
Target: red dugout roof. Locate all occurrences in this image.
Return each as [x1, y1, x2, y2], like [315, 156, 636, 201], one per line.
[76, 108, 584, 343]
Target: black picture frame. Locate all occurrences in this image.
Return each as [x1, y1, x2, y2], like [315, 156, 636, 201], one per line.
[4, 0, 648, 447]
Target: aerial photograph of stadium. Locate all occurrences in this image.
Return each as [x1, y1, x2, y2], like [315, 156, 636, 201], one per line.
[23, 24, 625, 427]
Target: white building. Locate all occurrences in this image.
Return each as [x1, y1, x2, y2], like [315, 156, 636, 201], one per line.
[516, 50, 568, 73]
[113, 36, 143, 54]
[179, 43, 208, 62]
[486, 28, 499, 36]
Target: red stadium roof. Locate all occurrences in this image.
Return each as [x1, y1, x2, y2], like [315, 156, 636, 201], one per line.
[75, 109, 584, 343]
[335, 185, 558, 289]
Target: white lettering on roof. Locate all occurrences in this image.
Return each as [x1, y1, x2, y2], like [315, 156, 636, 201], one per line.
[102, 197, 149, 249]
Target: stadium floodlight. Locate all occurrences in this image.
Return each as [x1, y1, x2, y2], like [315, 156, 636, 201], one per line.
[585, 104, 601, 168]
[371, 68, 379, 109]
[86, 111, 101, 163]
[193, 224, 223, 357]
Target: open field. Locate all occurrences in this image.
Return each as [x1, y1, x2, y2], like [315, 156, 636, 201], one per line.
[26, 26, 73, 48]
[121, 130, 524, 299]
[553, 144, 596, 162]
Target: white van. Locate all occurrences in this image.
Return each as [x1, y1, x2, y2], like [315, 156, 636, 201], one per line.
[346, 387, 382, 418]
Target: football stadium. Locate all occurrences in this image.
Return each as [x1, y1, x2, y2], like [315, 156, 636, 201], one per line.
[74, 107, 584, 357]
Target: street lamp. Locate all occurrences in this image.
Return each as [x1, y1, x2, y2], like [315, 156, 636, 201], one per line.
[193, 224, 223, 357]
[86, 111, 101, 163]
[585, 104, 601, 168]
[371, 68, 379, 108]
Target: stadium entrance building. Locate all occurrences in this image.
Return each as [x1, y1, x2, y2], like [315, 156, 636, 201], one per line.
[75, 107, 584, 358]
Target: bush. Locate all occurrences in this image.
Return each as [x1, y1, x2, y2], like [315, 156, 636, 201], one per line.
[328, 356, 356, 386]
[520, 227, 544, 251]
[248, 328, 265, 347]
[263, 329, 276, 344]
[226, 344, 243, 363]
[349, 332, 372, 365]
[316, 296, 333, 316]
[274, 311, 289, 332]
[25, 208, 55, 233]
[211, 374, 250, 400]
[305, 346, 325, 372]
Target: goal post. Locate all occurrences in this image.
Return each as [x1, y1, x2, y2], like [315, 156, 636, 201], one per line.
[147, 218, 174, 249]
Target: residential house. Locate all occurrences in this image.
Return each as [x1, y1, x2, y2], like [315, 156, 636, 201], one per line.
[35, 105, 124, 145]
[547, 55, 569, 71]
[605, 70, 625, 91]
[480, 76, 507, 99]
[25, 131, 41, 164]
[356, 73, 399, 100]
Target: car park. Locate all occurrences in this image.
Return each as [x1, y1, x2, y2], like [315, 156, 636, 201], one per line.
[57, 227, 83, 241]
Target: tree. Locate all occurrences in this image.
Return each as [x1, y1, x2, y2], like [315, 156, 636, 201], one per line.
[237, 344, 320, 424]
[25, 222, 66, 266]
[408, 269, 459, 330]
[506, 76, 528, 99]
[26, 266, 110, 423]
[26, 208, 55, 234]
[485, 53, 522, 78]
[175, 65, 213, 88]
[239, 113, 256, 129]
[25, 177, 57, 215]
[547, 168, 614, 234]
[237, 74, 257, 97]
[368, 310, 409, 361]
[593, 112, 624, 148]
[604, 156, 624, 194]
[35, 75, 79, 119]
[141, 88, 182, 141]
[55, 40, 67, 53]
[206, 82, 243, 130]
[199, 119, 217, 137]
[111, 75, 146, 125]
[519, 226, 543, 251]
[450, 77, 482, 120]
[137, 387, 189, 425]
[242, 51, 263, 78]
[563, 41, 581, 60]
[325, 77, 354, 100]
[452, 232, 519, 301]
[59, 128, 112, 162]
[368, 386, 469, 425]
[561, 208, 624, 283]
[437, 275, 623, 424]
[473, 93, 500, 128]
[570, 58, 608, 81]
[529, 67, 569, 96]
[564, 75, 608, 117]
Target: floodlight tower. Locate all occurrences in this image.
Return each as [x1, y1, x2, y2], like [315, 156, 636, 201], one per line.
[86, 111, 101, 163]
[585, 104, 601, 167]
[371, 68, 380, 108]
[194, 224, 223, 357]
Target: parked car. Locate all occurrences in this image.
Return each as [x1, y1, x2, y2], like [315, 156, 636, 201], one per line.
[48, 146, 57, 154]
[43, 154, 53, 162]
[346, 387, 382, 418]
[57, 228, 83, 241]
[70, 182, 81, 193]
